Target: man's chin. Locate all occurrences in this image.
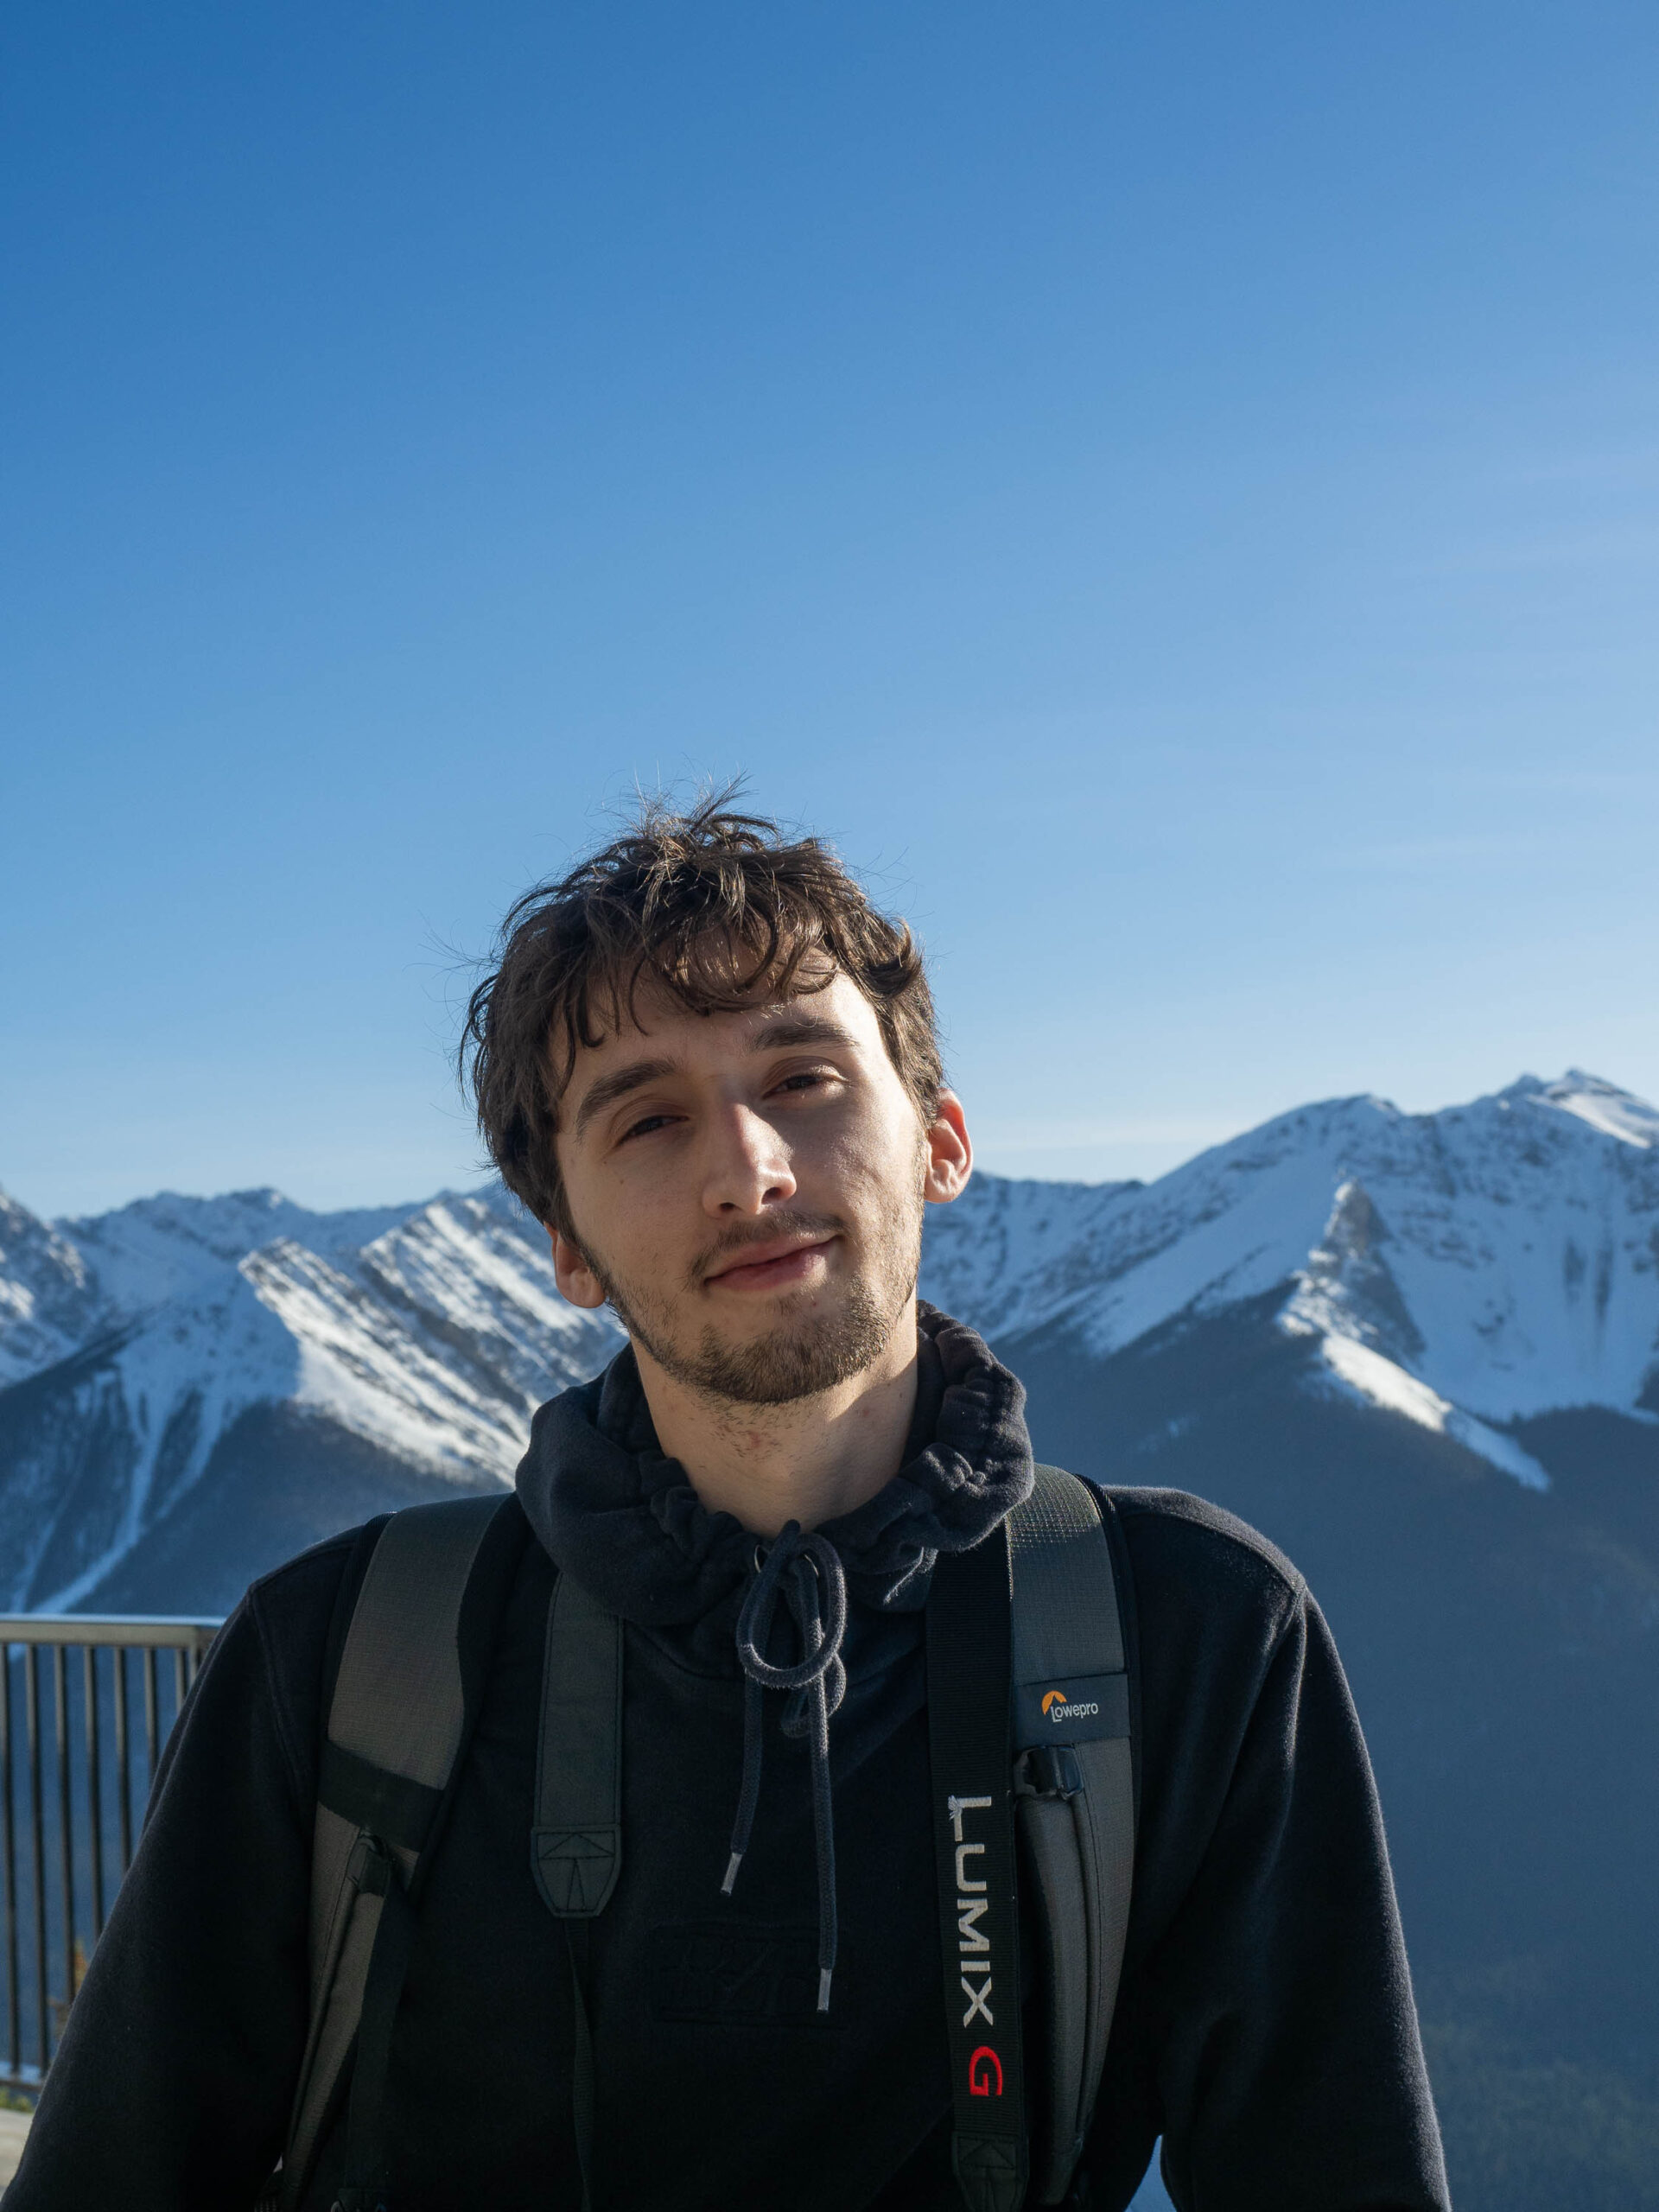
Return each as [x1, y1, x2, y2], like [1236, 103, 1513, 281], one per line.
[641, 1292, 900, 1408]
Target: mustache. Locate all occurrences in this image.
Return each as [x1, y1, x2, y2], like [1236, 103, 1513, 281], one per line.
[689, 1211, 848, 1286]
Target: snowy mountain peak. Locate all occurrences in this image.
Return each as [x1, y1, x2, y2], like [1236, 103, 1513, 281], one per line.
[1288, 1179, 1427, 1369]
[1502, 1069, 1659, 1149]
[0, 1189, 101, 1387]
[0, 1177, 623, 1609]
[61, 1185, 429, 1318]
[921, 1071, 1659, 1483]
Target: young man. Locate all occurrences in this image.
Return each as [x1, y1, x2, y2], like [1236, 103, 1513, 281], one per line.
[10, 801, 1450, 2211]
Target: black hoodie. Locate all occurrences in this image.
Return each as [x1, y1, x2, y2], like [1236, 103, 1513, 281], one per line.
[8, 1310, 1449, 2212]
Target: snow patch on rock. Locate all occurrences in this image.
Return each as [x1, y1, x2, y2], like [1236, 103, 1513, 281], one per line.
[1312, 1332, 1551, 1491]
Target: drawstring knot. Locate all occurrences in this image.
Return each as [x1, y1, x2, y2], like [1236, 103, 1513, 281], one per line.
[722, 1522, 848, 2012]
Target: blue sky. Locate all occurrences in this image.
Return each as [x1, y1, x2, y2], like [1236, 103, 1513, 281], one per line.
[4, 0, 1657, 1218]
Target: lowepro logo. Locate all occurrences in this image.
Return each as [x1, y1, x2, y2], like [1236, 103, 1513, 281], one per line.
[1040, 1688, 1100, 1726]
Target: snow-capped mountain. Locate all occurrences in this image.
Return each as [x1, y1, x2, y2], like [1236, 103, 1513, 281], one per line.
[0, 1184, 622, 1611]
[0, 1071, 1655, 1613]
[925, 1070, 1659, 1491]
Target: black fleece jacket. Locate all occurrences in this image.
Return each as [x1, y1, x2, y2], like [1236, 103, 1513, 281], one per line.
[8, 1311, 1448, 2212]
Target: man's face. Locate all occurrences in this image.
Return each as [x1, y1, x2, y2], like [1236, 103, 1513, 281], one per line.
[548, 967, 970, 1406]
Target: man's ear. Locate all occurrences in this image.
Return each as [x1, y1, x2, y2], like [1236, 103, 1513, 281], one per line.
[548, 1224, 607, 1309]
[923, 1090, 972, 1206]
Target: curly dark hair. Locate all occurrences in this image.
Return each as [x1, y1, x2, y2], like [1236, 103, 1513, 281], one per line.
[461, 794, 943, 1231]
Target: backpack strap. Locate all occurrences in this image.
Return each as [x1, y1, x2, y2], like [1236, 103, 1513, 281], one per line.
[1008, 1466, 1136, 2208]
[533, 1568, 625, 1917]
[277, 1494, 512, 2212]
[529, 1567, 626, 2212]
[927, 1516, 1030, 2212]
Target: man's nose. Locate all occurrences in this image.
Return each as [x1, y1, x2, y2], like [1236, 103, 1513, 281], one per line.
[702, 1103, 798, 1214]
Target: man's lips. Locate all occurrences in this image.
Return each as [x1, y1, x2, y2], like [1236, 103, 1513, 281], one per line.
[702, 1236, 836, 1293]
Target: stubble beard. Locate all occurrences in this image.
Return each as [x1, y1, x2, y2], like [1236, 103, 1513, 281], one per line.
[582, 1192, 925, 1408]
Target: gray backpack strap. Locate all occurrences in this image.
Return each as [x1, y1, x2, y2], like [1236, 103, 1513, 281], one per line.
[278, 1495, 506, 2212]
[530, 1569, 625, 2212]
[532, 1569, 625, 1916]
[1008, 1465, 1136, 2209]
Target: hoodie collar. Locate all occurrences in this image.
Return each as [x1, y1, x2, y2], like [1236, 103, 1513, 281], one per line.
[514, 1303, 1033, 1665]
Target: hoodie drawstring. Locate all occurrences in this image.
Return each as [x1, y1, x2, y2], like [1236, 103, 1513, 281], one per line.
[723, 1522, 848, 2012]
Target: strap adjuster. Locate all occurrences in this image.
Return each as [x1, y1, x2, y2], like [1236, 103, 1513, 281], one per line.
[1014, 1743, 1084, 1801]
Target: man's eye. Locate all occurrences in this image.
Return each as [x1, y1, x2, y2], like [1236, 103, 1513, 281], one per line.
[620, 1113, 676, 1142]
[774, 1071, 830, 1095]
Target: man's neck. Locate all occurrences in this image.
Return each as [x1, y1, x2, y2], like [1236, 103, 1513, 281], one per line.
[633, 1300, 921, 1537]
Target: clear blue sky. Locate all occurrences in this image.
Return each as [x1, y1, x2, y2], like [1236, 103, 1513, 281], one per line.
[4, 0, 1656, 1218]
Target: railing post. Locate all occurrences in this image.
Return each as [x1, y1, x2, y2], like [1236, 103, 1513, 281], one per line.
[83, 1648, 105, 1942]
[2, 1652, 17, 2075]
[114, 1648, 131, 1876]
[143, 1649, 159, 1793]
[25, 1647, 46, 2077]
[53, 1647, 74, 2031]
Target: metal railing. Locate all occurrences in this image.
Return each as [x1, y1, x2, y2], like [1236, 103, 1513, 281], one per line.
[0, 1617, 219, 2095]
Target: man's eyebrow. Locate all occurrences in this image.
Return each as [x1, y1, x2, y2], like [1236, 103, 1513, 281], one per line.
[748, 1015, 861, 1052]
[572, 1057, 678, 1138]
